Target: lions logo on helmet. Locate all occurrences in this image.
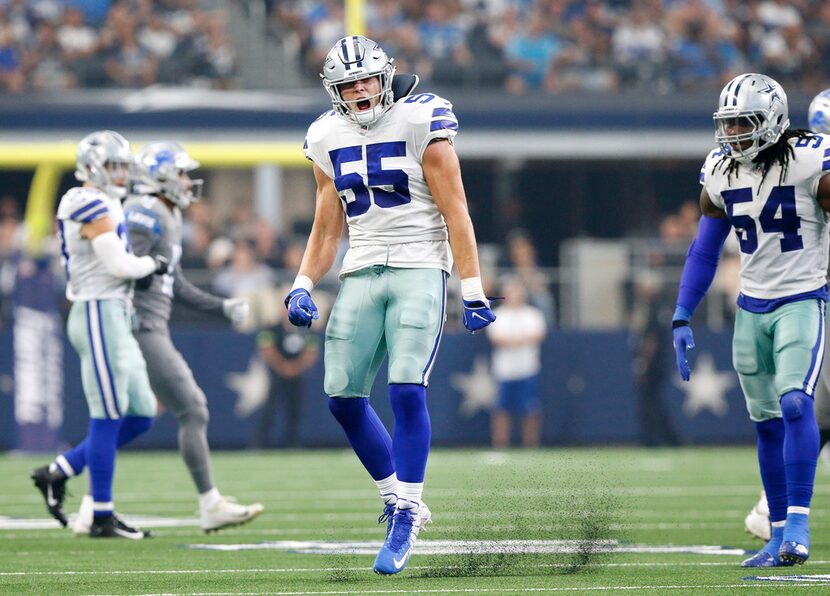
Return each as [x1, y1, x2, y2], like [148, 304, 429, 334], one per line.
[713, 73, 790, 163]
[808, 89, 830, 135]
[321, 35, 396, 127]
[75, 130, 134, 199]
[135, 141, 203, 209]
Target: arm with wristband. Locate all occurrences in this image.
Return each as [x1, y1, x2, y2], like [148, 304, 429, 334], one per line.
[284, 163, 344, 327]
[672, 191, 732, 380]
[423, 139, 495, 332]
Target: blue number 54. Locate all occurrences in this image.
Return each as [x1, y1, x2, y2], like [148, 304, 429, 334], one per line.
[329, 141, 411, 217]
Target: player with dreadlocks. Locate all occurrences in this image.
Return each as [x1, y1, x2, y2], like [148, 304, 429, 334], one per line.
[742, 87, 830, 545]
[671, 74, 830, 568]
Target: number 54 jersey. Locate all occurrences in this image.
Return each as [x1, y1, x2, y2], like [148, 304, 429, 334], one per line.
[701, 135, 830, 302]
[303, 92, 459, 276]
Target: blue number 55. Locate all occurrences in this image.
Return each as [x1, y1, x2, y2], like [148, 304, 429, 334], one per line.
[329, 141, 411, 217]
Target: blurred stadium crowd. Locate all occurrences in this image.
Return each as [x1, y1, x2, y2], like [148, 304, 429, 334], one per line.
[0, 0, 235, 92]
[259, 0, 830, 93]
[2, 0, 829, 93]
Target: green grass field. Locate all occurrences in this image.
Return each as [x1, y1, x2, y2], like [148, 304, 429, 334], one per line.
[1, 448, 829, 595]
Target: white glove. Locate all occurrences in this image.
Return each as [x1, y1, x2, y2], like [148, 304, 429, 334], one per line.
[222, 298, 249, 326]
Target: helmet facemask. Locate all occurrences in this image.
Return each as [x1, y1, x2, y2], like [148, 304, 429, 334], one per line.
[714, 111, 778, 163]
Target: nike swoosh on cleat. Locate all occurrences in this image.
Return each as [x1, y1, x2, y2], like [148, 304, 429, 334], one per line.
[46, 485, 57, 507]
[393, 549, 411, 570]
[471, 313, 487, 321]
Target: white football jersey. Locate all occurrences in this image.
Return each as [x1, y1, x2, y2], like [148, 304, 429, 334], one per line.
[304, 92, 458, 275]
[56, 186, 134, 301]
[701, 135, 830, 300]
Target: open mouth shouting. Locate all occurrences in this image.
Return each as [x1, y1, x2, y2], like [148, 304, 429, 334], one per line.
[356, 99, 372, 111]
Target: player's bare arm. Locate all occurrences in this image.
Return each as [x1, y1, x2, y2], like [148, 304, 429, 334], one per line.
[297, 164, 345, 285]
[699, 188, 727, 219]
[423, 138, 481, 280]
[816, 173, 830, 213]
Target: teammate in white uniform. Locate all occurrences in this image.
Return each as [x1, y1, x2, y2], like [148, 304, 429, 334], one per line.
[672, 74, 830, 567]
[30, 131, 167, 538]
[284, 35, 495, 574]
[743, 87, 830, 543]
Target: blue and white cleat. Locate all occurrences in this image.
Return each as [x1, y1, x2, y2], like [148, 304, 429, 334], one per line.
[779, 541, 809, 566]
[741, 525, 784, 568]
[741, 551, 780, 568]
[779, 513, 810, 566]
[373, 502, 428, 575]
[378, 500, 431, 539]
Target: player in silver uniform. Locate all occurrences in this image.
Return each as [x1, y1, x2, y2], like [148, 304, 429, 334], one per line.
[743, 87, 830, 543]
[284, 36, 495, 575]
[30, 131, 167, 539]
[673, 74, 830, 567]
[67, 141, 263, 534]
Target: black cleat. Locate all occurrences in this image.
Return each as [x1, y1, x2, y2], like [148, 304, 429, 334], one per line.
[89, 514, 151, 540]
[30, 466, 68, 527]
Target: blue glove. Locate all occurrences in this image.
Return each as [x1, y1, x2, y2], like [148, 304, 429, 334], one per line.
[672, 323, 695, 381]
[462, 299, 496, 332]
[284, 289, 319, 328]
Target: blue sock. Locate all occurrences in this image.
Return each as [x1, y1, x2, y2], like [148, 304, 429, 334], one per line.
[781, 390, 819, 509]
[755, 418, 787, 523]
[328, 397, 395, 481]
[762, 525, 785, 559]
[59, 416, 154, 477]
[783, 512, 810, 549]
[87, 418, 121, 518]
[389, 384, 431, 484]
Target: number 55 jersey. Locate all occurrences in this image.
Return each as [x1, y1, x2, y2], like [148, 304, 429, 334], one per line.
[700, 135, 830, 305]
[303, 92, 458, 277]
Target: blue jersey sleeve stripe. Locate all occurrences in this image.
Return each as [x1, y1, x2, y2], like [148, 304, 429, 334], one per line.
[70, 199, 103, 220]
[430, 120, 459, 132]
[432, 107, 454, 118]
[822, 159, 830, 172]
[80, 207, 109, 223]
[824, 148, 830, 157]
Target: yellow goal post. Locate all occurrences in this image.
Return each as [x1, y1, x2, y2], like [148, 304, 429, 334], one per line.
[0, 141, 307, 254]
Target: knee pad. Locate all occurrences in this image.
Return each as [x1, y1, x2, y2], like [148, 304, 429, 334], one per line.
[781, 391, 811, 422]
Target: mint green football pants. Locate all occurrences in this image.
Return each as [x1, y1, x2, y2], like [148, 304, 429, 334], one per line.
[324, 266, 447, 397]
[67, 299, 157, 420]
[733, 299, 826, 421]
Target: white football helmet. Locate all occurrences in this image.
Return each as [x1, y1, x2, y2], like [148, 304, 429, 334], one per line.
[74, 130, 134, 199]
[135, 141, 203, 209]
[808, 89, 830, 134]
[321, 35, 396, 126]
[713, 73, 789, 163]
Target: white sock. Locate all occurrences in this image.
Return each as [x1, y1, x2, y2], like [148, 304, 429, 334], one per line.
[53, 455, 76, 478]
[199, 488, 222, 510]
[374, 473, 398, 505]
[397, 481, 423, 509]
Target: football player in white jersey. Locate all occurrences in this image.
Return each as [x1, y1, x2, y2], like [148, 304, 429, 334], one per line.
[30, 131, 167, 538]
[742, 87, 830, 544]
[672, 74, 830, 567]
[284, 35, 495, 575]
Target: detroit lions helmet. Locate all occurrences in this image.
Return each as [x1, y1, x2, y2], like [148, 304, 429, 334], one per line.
[808, 89, 830, 134]
[135, 141, 203, 209]
[75, 130, 134, 199]
[321, 35, 396, 126]
[713, 73, 789, 163]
